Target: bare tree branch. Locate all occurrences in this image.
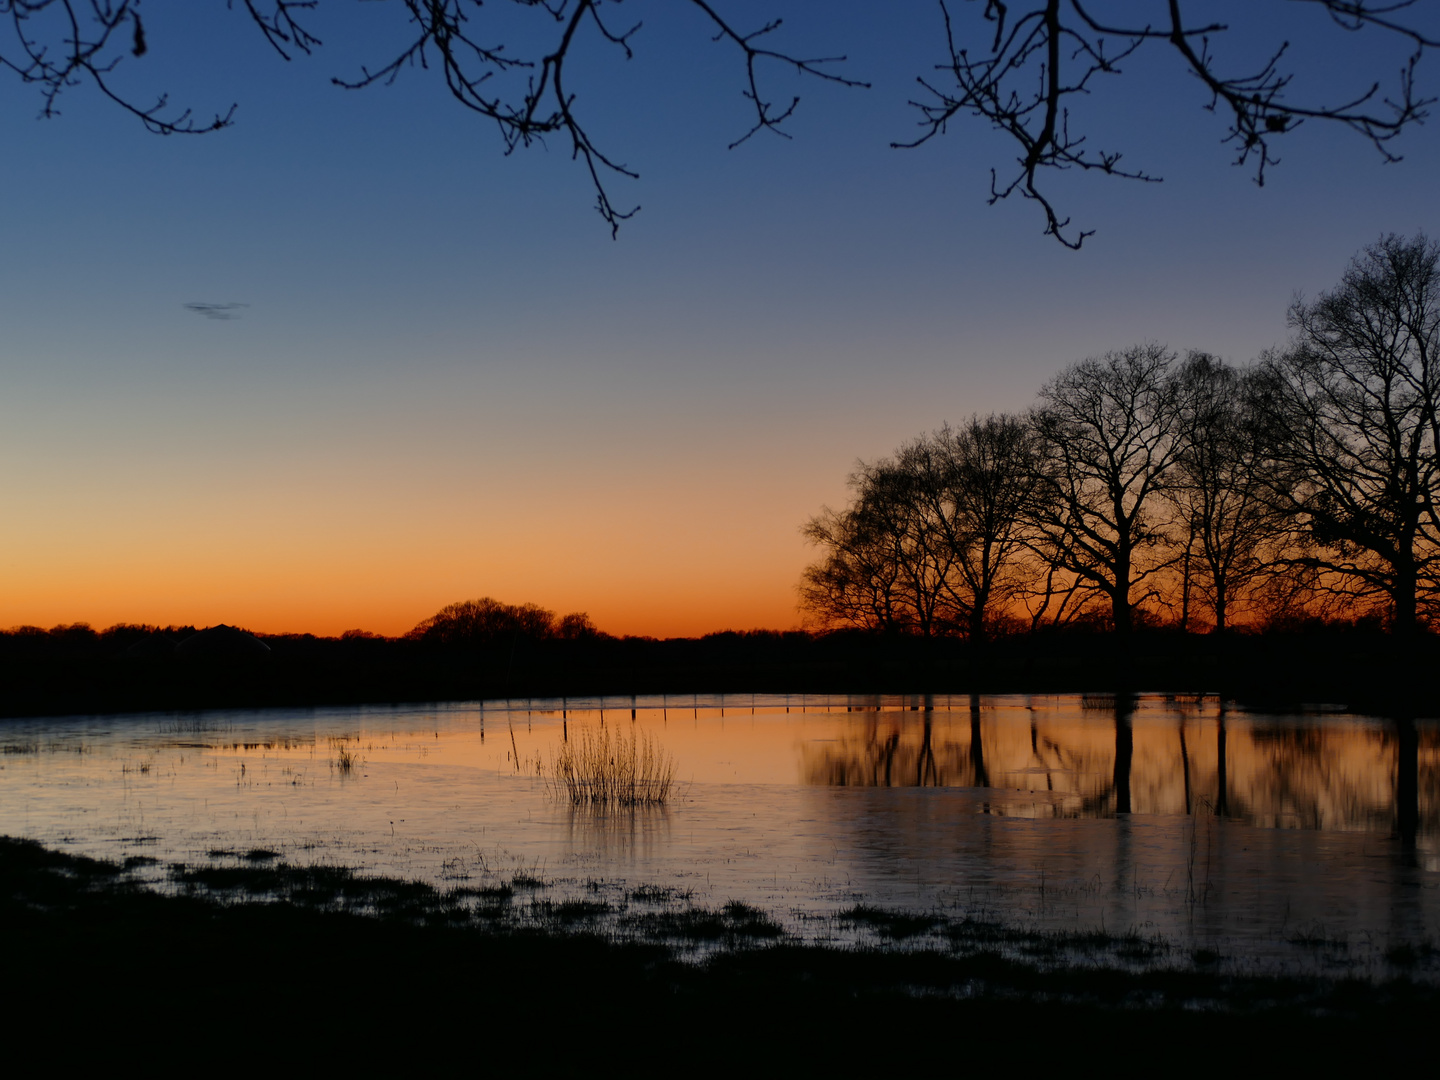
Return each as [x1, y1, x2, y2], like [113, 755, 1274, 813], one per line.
[899, 0, 1436, 247]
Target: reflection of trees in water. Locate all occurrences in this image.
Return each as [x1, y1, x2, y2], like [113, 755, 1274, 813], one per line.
[1238, 724, 1392, 831]
[799, 704, 1438, 834]
[802, 711, 974, 789]
[799, 706, 1119, 814]
[1415, 725, 1440, 842]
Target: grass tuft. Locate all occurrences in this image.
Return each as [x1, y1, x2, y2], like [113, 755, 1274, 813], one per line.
[549, 725, 675, 807]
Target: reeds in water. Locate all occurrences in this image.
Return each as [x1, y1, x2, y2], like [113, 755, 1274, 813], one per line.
[550, 725, 675, 807]
[330, 737, 361, 774]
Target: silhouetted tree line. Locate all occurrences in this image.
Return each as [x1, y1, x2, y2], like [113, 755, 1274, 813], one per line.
[801, 234, 1440, 639]
[406, 598, 602, 647]
[3, 602, 1435, 717]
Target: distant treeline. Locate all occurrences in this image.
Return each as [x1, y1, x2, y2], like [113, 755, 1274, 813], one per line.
[2, 597, 1435, 718]
[801, 234, 1440, 639]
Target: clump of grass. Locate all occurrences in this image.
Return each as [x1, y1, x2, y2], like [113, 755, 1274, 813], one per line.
[537, 899, 613, 925]
[329, 738, 362, 774]
[549, 725, 675, 807]
[623, 900, 785, 943]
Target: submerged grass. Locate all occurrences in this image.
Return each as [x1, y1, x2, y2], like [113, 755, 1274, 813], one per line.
[621, 899, 786, 945]
[549, 724, 675, 807]
[838, 904, 943, 940]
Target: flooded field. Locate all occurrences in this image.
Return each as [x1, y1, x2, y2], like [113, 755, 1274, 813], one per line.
[2, 693, 1437, 975]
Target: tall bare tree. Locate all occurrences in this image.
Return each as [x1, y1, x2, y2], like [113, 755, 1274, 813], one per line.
[802, 448, 964, 637]
[1169, 352, 1285, 631]
[800, 416, 1037, 639]
[1026, 343, 1184, 634]
[1253, 233, 1440, 634]
[799, 492, 912, 635]
[919, 415, 1039, 641]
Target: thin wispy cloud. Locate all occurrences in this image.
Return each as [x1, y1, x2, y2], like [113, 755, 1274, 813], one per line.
[184, 302, 249, 321]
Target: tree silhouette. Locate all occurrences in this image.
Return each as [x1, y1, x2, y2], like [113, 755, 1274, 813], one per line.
[0, 0, 861, 237]
[900, 1, 1438, 247]
[1169, 352, 1286, 631]
[1255, 233, 1440, 634]
[919, 416, 1038, 641]
[800, 451, 954, 636]
[4, 3, 1434, 242]
[799, 492, 911, 636]
[1025, 344, 1184, 634]
[799, 417, 1037, 639]
[406, 596, 600, 646]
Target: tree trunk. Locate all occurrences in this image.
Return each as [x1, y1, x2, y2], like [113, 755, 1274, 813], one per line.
[1179, 541, 1192, 632]
[1112, 546, 1133, 635]
[1111, 589, 1132, 635]
[1392, 563, 1418, 636]
[969, 586, 990, 644]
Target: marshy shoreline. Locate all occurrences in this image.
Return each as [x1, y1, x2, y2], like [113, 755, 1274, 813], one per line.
[3, 835, 1434, 1067]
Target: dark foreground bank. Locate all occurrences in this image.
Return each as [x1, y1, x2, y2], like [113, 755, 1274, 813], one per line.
[3, 622, 1438, 718]
[2, 837, 1433, 1070]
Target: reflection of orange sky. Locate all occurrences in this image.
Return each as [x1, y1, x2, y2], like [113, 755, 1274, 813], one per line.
[213, 698, 1438, 836]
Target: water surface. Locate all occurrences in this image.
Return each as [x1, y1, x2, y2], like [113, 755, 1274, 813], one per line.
[3, 693, 1436, 974]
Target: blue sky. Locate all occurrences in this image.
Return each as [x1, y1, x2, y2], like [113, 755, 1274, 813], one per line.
[2, 1, 1438, 635]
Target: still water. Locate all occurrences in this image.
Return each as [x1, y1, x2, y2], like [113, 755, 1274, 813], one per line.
[3, 693, 1437, 972]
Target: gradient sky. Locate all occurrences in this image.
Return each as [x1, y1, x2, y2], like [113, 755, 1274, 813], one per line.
[3, 2, 1439, 637]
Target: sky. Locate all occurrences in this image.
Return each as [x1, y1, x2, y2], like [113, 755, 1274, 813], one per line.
[2, 1, 1439, 638]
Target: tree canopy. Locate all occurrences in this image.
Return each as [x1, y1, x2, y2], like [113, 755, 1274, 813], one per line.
[3, 2, 1435, 244]
[801, 234, 1440, 636]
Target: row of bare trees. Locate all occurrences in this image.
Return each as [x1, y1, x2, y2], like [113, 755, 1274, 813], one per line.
[801, 234, 1440, 638]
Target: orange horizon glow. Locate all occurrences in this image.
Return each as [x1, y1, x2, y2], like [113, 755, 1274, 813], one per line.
[1, 408, 838, 639]
[0, 585, 810, 641]
[1, 549, 814, 639]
